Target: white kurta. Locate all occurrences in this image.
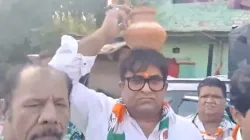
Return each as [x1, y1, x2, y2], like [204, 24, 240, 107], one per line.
[237, 128, 242, 140]
[49, 35, 203, 140]
[188, 114, 235, 139]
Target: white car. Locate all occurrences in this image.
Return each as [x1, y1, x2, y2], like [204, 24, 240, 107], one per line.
[166, 76, 230, 116]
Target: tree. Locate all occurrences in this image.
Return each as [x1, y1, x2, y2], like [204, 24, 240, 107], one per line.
[0, 0, 106, 64]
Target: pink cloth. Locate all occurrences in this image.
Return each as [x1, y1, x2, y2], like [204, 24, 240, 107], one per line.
[230, 0, 250, 9]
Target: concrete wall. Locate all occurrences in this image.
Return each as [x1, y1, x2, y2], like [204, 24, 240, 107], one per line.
[88, 58, 121, 98]
[88, 35, 229, 97]
[162, 36, 228, 78]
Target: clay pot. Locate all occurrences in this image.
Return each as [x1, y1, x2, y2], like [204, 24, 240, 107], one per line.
[123, 7, 167, 51]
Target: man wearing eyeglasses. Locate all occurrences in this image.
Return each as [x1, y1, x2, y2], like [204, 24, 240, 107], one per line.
[49, 5, 202, 140]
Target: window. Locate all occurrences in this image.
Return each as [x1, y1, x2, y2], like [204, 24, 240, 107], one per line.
[165, 91, 197, 113]
[178, 100, 198, 117]
[172, 47, 180, 54]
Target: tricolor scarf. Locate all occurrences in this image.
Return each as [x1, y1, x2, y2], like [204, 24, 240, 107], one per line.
[65, 122, 84, 140]
[228, 125, 241, 140]
[191, 113, 235, 140]
[107, 99, 172, 140]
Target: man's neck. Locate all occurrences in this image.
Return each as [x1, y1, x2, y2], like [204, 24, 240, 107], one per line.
[129, 110, 162, 137]
[135, 117, 161, 138]
[128, 107, 162, 122]
[199, 114, 222, 134]
[241, 129, 250, 140]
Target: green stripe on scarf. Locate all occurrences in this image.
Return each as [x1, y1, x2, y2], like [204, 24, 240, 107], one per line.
[159, 118, 169, 131]
[107, 118, 169, 140]
[107, 100, 171, 140]
[107, 132, 125, 140]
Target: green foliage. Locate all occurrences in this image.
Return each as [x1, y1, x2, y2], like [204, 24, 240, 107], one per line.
[0, 0, 106, 64]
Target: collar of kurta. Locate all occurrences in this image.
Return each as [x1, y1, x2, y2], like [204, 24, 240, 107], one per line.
[191, 113, 235, 139]
[236, 127, 242, 140]
[107, 99, 176, 140]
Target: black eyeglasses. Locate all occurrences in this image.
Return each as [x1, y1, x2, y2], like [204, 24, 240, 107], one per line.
[125, 75, 165, 92]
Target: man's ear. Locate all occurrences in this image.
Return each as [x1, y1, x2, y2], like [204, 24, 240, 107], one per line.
[230, 107, 242, 124]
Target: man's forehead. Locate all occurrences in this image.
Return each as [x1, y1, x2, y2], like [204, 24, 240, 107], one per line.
[20, 95, 67, 102]
[200, 86, 222, 91]
[15, 76, 68, 99]
[20, 66, 41, 79]
[127, 65, 162, 76]
[17, 66, 67, 93]
[200, 86, 224, 96]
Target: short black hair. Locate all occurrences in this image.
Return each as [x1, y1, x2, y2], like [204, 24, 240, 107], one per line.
[119, 49, 168, 81]
[230, 65, 250, 116]
[3, 64, 72, 119]
[197, 77, 227, 98]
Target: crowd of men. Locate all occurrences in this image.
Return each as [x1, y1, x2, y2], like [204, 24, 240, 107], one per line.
[0, 5, 249, 140]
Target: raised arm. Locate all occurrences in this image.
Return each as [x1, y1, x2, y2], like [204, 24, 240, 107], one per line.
[48, 6, 130, 134]
[77, 5, 130, 56]
[48, 35, 115, 134]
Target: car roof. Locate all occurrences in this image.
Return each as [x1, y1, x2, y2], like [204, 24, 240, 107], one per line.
[183, 95, 230, 102]
[184, 96, 199, 101]
[167, 76, 230, 92]
[167, 75, 229, 81]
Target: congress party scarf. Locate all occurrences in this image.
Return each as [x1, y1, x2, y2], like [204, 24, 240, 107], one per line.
[232, 125, 241, 140]
[224, 125, 242, 140]
[65, 122, 84, 140]
[107, 99, 172, 140]
[192, 113, 235, 140]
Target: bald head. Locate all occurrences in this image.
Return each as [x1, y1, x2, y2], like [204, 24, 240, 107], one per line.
[16, 65, 71, 96]
[4, 64, 72, 118]
[20, 66, 62, 80]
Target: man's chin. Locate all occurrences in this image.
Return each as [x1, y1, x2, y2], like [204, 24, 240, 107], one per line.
[136, 105, 158, 114]
[204, 110, 217, 115]
[33, 136, 61, 140]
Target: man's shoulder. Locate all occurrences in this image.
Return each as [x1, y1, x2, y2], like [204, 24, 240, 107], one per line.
[175, 114, 194, 125]
[173, 114, 197, 130]
[172, 115, 202, 139]
[185, 113, 196, 121]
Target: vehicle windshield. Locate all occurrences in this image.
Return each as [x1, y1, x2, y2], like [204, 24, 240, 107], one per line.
[165, 90, 198, 114]
[170, 92, 233, 119]
[178, 99, 198, 117]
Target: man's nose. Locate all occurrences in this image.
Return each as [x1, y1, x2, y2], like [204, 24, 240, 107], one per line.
[38, 101, 58, 124]
[206, 97, 214, 103]
[141, 82, 152, 93]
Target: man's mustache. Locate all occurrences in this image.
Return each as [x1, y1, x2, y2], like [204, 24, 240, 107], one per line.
[30, 128, 63, 140]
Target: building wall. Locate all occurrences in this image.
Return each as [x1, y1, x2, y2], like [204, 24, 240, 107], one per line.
[162, 36, 228, 78]
[88, 58, 121, 98]
[88, 35, 229, 97]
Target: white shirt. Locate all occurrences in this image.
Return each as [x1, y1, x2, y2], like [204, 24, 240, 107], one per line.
[49, 35, 203, 140]
[237, 128, 242, 140]
[188, 114, 235, 139]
